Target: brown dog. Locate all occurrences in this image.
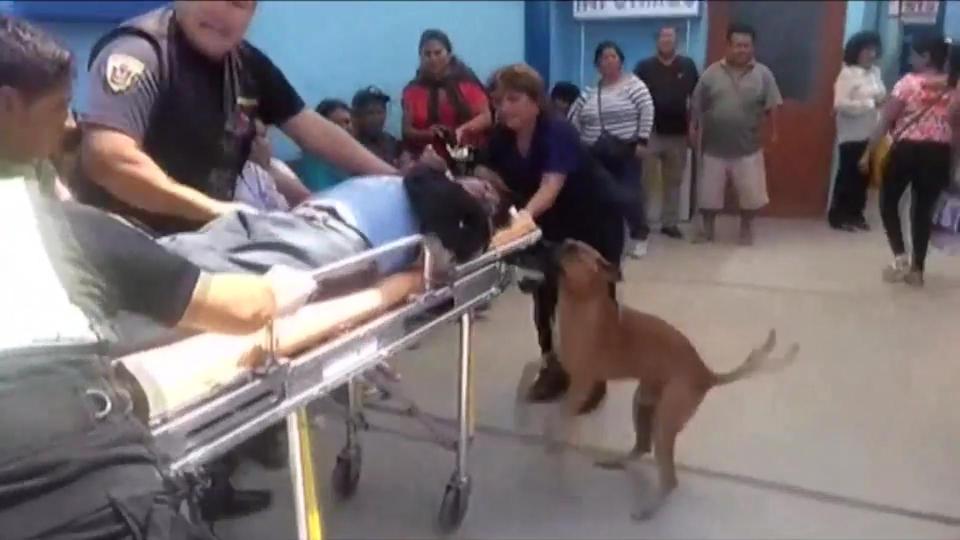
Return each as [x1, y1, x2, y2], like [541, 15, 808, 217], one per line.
[550, 239, 799, 519]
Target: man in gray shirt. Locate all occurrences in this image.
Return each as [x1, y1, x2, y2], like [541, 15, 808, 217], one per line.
[691, 23, 782, 245]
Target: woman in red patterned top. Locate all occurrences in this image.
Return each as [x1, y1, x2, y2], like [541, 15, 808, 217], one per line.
[401, 29, 491, 156]
[861, 33, 959, 287]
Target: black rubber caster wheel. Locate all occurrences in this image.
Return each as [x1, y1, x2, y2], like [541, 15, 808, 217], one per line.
[331, 446, 361, 499]
[437, 475, 471, 534]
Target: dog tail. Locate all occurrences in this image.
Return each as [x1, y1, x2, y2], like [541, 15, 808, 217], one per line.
[713, 330, 799, 387]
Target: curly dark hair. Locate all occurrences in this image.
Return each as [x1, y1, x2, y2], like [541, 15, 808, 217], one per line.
[594, 40, 625, 67]
[403, 165, 496, 262]
[843, 31, 883, 66]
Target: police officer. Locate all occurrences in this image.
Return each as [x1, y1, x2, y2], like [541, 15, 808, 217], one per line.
[71, 0, 398, 518]
[73, 0, 396, 235]
[0, 15, 321, 538]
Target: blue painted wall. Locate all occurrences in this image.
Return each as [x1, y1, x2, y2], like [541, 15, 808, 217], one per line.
[12, 1, 524, 160]
[944, 0, 960, 37]
[247, 1, 523, 157]
[844, 0, 868, 41]
[546, 1, 709, 88]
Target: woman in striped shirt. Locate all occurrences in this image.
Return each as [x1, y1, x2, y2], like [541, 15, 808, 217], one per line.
[569, 41, 655, 258]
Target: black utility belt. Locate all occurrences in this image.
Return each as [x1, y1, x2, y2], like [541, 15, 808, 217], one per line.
[0, 360, 134, 463]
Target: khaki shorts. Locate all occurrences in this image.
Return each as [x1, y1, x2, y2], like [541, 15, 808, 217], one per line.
[698, 151, 769, 211]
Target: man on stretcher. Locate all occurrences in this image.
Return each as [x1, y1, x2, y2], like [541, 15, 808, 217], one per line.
[121, 146, 540, 417]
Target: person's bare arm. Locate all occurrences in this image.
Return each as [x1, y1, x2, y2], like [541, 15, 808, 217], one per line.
[859, 97, 905, 172]
[456, 108, 493, 143]
[765, 106, 780, 145]
[282, 109, 396, 176]
[263, 270, 423, 361]
[177, 273, 278, 335]
[763, 68, 784, 145]
[81, 127, 228, 221]
[490, 210, 537, 248]
[525, 172, 565, 219]
[402, 102, 435, 147]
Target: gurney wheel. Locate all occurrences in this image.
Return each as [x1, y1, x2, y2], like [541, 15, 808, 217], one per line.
[331, 447, 362, 499]
[437, 475, 471, 534]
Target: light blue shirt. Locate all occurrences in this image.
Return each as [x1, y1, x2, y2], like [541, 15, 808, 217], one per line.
[315, 176, 420, 275]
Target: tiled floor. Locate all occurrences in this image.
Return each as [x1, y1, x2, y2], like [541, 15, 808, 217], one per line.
[218, 215, 960, 539]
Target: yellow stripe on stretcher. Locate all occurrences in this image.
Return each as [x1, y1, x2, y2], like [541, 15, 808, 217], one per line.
[295, 408, 324, 540]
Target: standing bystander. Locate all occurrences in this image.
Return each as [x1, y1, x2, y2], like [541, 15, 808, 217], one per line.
[352, 86, 403, 166]
[830, 31, 885, 232]
[691, 23, 782, 245]
[635, 26, 699, 239]
[569, 41, 655, 258]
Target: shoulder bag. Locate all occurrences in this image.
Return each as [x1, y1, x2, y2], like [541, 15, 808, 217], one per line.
[590, 81, 641, 168]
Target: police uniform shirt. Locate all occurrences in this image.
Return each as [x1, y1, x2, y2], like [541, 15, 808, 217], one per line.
[77, 8, 306, 234]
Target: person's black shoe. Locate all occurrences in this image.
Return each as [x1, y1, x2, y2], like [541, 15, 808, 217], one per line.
[576, 382, 608, 415]
[829, 220, 857, 232]
[526, 356, 569, 403]
[199, 485, 273, 522]
[852, 217, 871, 231]
[660, 226, 684, 240]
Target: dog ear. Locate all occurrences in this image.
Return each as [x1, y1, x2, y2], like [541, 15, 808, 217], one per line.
[597, 257, 622, 283]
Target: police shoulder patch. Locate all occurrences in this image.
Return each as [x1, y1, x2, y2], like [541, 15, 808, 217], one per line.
[106, 53, 146, 94]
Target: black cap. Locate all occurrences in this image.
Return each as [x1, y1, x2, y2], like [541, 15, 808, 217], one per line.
[352, 86, 391, 109]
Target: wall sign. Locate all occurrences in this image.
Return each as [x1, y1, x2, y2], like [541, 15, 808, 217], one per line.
[573, 0, 701, 21]
[888, 0, 940, 25]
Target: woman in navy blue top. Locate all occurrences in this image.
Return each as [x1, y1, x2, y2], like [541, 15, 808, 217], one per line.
[479, 64, 623, 411]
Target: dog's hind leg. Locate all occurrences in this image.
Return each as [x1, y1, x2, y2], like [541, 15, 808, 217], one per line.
[631, 382, 703, 521]
[596, 383, 657, 470]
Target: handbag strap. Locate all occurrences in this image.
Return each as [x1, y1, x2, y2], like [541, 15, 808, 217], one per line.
[891, 89, 950, 142]
[596, 78, 641, 140]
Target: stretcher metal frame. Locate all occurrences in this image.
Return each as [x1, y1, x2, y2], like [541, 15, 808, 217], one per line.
[147, 231, 540, 538]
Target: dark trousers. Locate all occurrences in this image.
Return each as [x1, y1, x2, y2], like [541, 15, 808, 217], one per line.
[0, 361, 213, 540]
[614, 156, 650, 240]
[597, 153, 649, 240]
[880, 141, 951, 272]
[829, 140, 870, 227]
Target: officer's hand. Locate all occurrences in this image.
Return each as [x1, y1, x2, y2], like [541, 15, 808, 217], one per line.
[263, 265, 318, 316]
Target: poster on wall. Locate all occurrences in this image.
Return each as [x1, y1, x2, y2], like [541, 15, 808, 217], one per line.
[573, 0, 701, 21]
[888, 0, 940, 25]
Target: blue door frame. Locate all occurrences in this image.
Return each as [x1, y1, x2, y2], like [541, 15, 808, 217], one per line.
[524, 0, 552, 82]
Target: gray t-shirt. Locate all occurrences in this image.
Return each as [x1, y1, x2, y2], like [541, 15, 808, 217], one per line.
[693, 60, 782, 158]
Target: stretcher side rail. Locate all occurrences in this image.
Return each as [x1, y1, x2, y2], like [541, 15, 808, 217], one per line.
[150, 230, 541, 473]
[141, 234, 431, 436]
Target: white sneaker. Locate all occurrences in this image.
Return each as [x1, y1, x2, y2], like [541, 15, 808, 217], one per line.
[627, 239, 648, 259]
[882, 255, 910, 283]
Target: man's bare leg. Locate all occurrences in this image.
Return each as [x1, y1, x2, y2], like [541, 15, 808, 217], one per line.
[692, 211, 716, 244]
[739, 210, 755, 246]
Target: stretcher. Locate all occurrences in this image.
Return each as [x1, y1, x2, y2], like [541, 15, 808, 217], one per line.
[118, 230, 540, 538]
